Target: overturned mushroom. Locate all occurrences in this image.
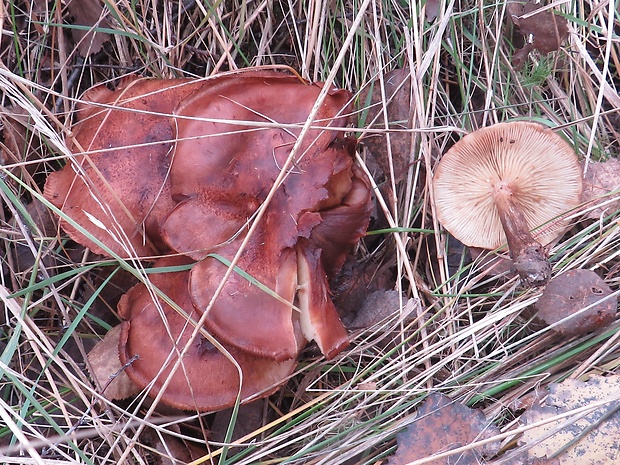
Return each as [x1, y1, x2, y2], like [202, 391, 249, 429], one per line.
[118, 256, 301, 412]
[433, 122, 582, 285]
[536, 269, 617, 335]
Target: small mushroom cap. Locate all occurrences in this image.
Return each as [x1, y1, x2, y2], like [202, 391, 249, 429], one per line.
[433, 122, 583, 249]
[160, 190, 261, 261]
[44, 78, 204, 257]
[118, 255, 299, 412]
[536, 269, 617, 335]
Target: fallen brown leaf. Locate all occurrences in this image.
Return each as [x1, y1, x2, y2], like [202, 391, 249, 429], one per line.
[388, 393, 501, 465]
[507, 1, 568, 69]
[535, 269, 617, 335]
[425, 0, 441, 22]
[581, 159, 620, 220]
[0, 106, 45, 177]
[210, 401, 269, 443]
[332, 257, 395, 325]
[140, 425, 202, 465]
[66, 0, 110, 56]
[359, 68, 412, 185]
[87, 325, 140, 401]
[10, 199, 56, 280]
[347, 290, 416, 330]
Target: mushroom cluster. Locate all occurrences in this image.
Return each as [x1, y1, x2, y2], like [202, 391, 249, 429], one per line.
[45, 70, 372, 411]
[433, 122, 583, 286]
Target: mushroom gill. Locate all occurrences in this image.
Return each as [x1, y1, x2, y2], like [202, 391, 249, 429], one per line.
[433, 122, 582, 285]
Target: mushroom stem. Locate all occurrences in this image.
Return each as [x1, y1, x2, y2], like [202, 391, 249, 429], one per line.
[493, 182, 551, 285]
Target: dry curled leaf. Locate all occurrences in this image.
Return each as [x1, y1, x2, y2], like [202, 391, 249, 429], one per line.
[359, 67, 412, 185]
[519, 375, 620, 464]
[388, 393, 501, 465]
[507, 1, 568, 69]
[87, 325, 140, 401]
[536, 269, 616, 335]
[581, 159, 620, 220]
[66, 0, 110, 56]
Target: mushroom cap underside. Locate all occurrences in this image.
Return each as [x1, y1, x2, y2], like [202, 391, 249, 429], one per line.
[118, 256, 299, 412]
[433, 121, 583, 250]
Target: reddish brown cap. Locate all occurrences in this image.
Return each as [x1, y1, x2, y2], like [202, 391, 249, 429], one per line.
[44, 78, 204, 257]
[160, 190, 261, 261]
[118, 255, 300, 412]
[155, 71, 369, 361]
[433, 122, 582, 250]
[168, 70, 353, 203]
[188, 218, 302, 361]
[185, 162, 370, 361]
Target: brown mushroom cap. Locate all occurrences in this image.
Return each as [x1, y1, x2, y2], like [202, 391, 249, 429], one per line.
[433, 122, 583, 250]
[118, 255, 301, 412]
[188, 208, 302, 361]
[160, 190, 261, 261]
[167, 71, 353, 203]
[160, 71, 356, 261]
[44, 77, 205, 257]
[156, 72, 370, 360]
[47, 71, 371, 367]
